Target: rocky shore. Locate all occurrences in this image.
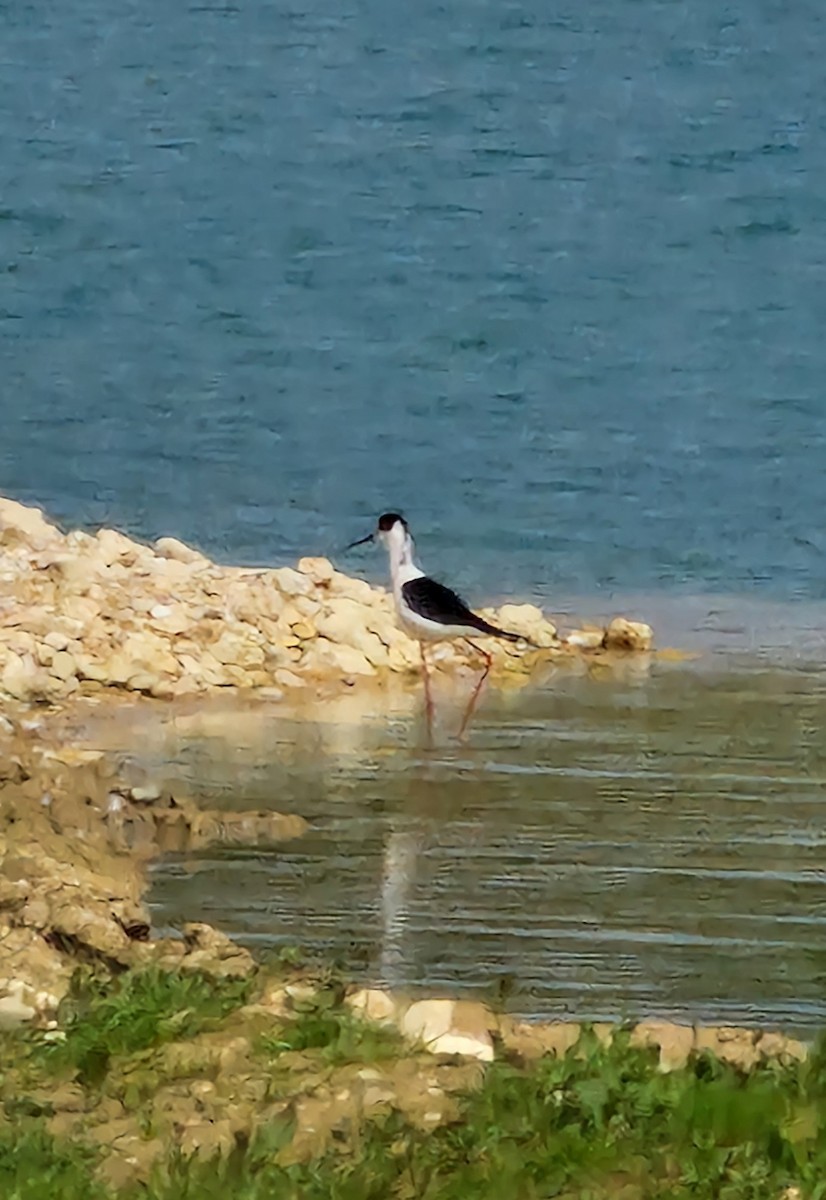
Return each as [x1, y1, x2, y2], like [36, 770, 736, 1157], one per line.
[0, 495, 653, 705]
[1, 497, 821, 1194]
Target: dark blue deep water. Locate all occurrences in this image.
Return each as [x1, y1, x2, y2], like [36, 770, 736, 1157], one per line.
[3, 0, 826, 601]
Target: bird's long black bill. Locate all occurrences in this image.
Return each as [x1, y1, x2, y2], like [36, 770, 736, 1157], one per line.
[345, 532, 374, 550]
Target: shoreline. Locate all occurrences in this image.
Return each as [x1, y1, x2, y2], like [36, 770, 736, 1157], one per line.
[0, 494, 653, 707]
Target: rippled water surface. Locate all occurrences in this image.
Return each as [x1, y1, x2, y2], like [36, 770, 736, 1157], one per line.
[129, 612, 826, 1031]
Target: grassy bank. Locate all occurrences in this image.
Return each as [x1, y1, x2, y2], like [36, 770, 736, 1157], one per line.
[1, 966, 824, 1199]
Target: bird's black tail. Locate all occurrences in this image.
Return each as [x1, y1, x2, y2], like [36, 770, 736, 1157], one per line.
[471, 616, 536, 646]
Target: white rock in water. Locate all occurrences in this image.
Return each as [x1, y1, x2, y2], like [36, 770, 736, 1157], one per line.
[603, 617, 653, 652]
[566, 629, 604, 650]
[497, 603, 557, 648]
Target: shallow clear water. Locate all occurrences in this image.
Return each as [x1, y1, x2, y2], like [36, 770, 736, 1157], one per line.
[132, 612, 826, 1031]
[3, 0, 826, 599]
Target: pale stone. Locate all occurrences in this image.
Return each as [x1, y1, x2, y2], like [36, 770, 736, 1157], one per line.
[285, 982, 317, 1005]
[35, 642, 54, 668]
[429, 1030, 494, 1061]
[695, 1025, 760, 1070]
[74, 655, 109, 682]
[59, 595, 101, 626]
[210, 632, 265, 668]
[154, 536, 208, 565]
[297, 556, 334, 585]
[272, 567, 314, 597]
[107, 632, 180, 680]
[130, 784, 162, 803]
[2, 630, 37, 656]
[291, 620, 317, 641]
[499, 1018, 582, 1060]
[0, 981, 36, 1027]
[566, 629, 605, 650]
[630, 1020, 694, 1072]
[290, 595, 322, 619]
[497, 603, 557, 647]
[0, 497, 58, 543]
[125, 672, 164, 694]
[356, 1068, 383, 1082]
[304, 639, 376, 677]
[45, 555, 101, 588]
[257, 985, 290, 1016]
[603, 617, 653, 652]
[49, 650, 77, 681]
[148, 606, 191, 636]
[756, 1030, 807, 1064]
[94, 528, 141, 566]
[273, 668, 306, 689]
[1, 652, 49, 701]
[361, 1085, 394, 1110]
[43, 631, 71, 651]
[149, 556, 199, 583]
[328, 573, 376, 603]
[103, 652, 136, 685]
[346, 988, 398, 1025]
[400, 999, 455, 1046]
[315, 607, 390, 667]
[388, 642, 420, 671]
[363, 609, 406, 647]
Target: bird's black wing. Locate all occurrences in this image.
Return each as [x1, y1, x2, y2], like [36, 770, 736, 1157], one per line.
[402, 576, 485, 629]
[401, 576, 524, 642]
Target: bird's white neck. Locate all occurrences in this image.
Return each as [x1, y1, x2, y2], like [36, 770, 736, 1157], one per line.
[384, 523, 424, 591]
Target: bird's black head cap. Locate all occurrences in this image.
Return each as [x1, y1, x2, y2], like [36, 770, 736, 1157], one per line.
[377, 512, 407, 532]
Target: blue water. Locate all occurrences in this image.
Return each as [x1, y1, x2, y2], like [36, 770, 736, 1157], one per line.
[3, 0, 826, 600]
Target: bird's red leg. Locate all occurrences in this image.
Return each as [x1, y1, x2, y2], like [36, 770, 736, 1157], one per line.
[458, 638, 492, 739]
[420, 641, 434, 738]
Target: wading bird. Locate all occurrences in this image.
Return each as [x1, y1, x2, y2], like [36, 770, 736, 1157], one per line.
[348, 512, 528, 737]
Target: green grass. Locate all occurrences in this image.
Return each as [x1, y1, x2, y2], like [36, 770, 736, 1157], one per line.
[257, 982, 405, 1066]
[143, 1029, 826, 1200]
[5, 967, 826, 1198]
[32, 967, 252, 1086]
[0, 1124, 109, 1200]
[18, 1031, 826, 1199]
